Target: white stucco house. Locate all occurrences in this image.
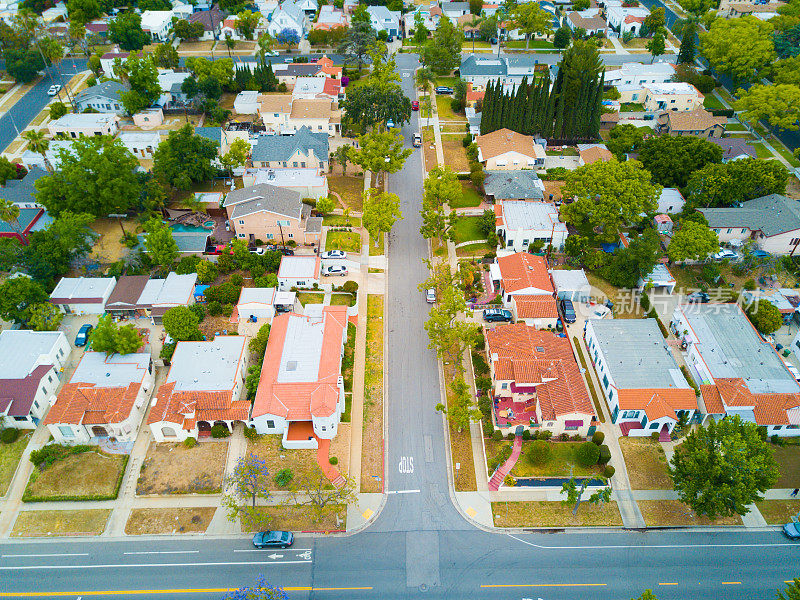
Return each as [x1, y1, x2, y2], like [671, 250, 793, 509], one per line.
[277, 255, 321, 290]
[49, 277, 117, 315]
[494, 200, 568, 252]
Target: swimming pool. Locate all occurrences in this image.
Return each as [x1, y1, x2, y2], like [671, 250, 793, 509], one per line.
[170, 223, 214, 233]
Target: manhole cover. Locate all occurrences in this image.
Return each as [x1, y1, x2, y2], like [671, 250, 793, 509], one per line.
[419, 584, 428, 592]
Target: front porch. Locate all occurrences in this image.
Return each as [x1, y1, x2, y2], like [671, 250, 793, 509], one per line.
[282, 420, 318, 450]
[494, 396, 538, 429]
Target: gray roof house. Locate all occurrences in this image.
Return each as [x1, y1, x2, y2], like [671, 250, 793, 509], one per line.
[484, 170, 545, 201]
[251, 127, 329, 166]
[73, 81, 128, 115]
[699, 195, 800, 255]
[460, 55, 557, 91]
[367, 5, 401, 36]
[0, 167, 48, 206]
[223, 183, 306, 218]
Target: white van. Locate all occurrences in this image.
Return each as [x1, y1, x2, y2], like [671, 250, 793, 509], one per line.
[426, 288, 436, 303]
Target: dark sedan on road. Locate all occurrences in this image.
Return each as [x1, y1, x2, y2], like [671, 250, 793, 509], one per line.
[253, 530, 294, 548]
[75, 324, 93, 347]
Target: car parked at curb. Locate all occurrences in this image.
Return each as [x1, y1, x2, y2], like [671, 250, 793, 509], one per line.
[321, 250, 346, 259]
[426, 288, 436, 303]
[47, 84, 61, 96]
[413, 133, 422, 147]
[253, 530, 294, 548]
[75, 324, 93, 347]
[783, 522, 800, 539]
[435, 86, 453, 95]
[483, 308, 512, 323]
[411, 100, 419, 111]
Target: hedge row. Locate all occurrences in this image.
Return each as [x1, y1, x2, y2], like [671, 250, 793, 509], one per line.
[22, 454, 129, 503]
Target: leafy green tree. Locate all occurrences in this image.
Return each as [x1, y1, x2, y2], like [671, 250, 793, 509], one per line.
[108, 11, 150, 51]
[221, 138, 251, 178]
[633, 591, 658, 600]
[5, 47, 45, 84]
[0, 199, 22, 239]
[667, 220, 718, 262]
[249, 322, 271, 361]
[413, 11, 430, 45]
[26, 302, 63, 332]
[603, 228, 661, 288]
[315, 196, 336, 215]
[362, 188, 402, 247]
[152, 42, 179, 69]
[746, 298, 783, 334]
[49, 101, 68, 120]
[153, 124, 219, 190]
[333, 145, 351, 176]
[773, 24, 800, 58]
[143, 217, 178, 271]
[669, 415, 778, 518]
[646, 30, 666, 62]
[700, 16, 776, 84]
[342, 51, 412, 130]
[22, 130, 52, 173]
[606, 124, 646, 159]
[420, 166, 461, 241]
[284, 472, 357, 522]
[561, 160, 661, 241]
[184, 56, 235, 88]
[678, 18, 698, 64]
[686, 158, 789, 208]
[436, 378, 482, 432]
[509, 2, 553, 50]
[162, 305, 202, 341]
[119, 54, 160, 115]
[553, 26, 571, 49]
[67, 0, 101, 24]
[0, 277, 47, 324]
[770, 56, 800, 86]
[421, 15, 462, 74]
[236, 9, 260, 40]
[87, 54, 101, 75]
[678, 0, 718, 15]
[735, 84, 800, 130]
[22, 212, 96, 286]
[638, 136, 723, 189]
[338, 21, 375, 72]
[221, 453, 272, 531]
[644, 7, 666, 33]
[35, 136, 140, 217]
[90, 314, 142, 355]
[560, 476, 612, 515]
[351, 129, 412, 180]
[773, 0, 800, 32]
[173, 18, 205, 40]
[777, 579, 800, 600]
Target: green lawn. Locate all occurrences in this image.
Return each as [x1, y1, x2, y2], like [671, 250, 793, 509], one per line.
[702, 94, 725, 111]
[449, 182, 483, 209]
[330, 293, 356, 307]
[751, 142, 773, 159]
[620, 103, 645, 112]
[435, 76, 459, 88]
[505, 40, 555, 49]
[325, 230, 361, 254]
[724, 123, 747, 132]
[436, 95, 463, 121]
[368, 232, 384, 256]
[322, 214, 361, 228]
[297, 292, 324, 306]
[771, 141, 800, 167]
[453, 215, 486, 245]
[485, 439, 602, 478]
[0, 432, 31, 496]
[456, 242, 493, 257]
[773, 444, 800, 488]
[546, 148, 579, 157]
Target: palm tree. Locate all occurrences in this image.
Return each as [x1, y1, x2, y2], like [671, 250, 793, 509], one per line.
[467, 16, 482, 53]
[257, 32, 274, 66]
[22, 130, 52, 173]
[0, 199, 22, 240]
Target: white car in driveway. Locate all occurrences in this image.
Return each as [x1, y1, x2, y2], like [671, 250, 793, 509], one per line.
[712, 248, 738, 261]
[323, 265, 348, 276]
[321, 250, 346, 260]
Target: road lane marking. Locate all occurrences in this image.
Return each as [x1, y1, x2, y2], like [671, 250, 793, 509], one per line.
[480, 583, 607, 588]
[2, 553, 90, 558]
[232, 548, 312, 553]
[721, 582, 742, 585]
[123, 551, 199, 555]
[0, 587, 373, 597]
[398, 456, 414, 473]
[507, 533, 800, 550]
[658, 583, 679, 586]
[386, 489, 421, 494]
[0, 560, 313, 570]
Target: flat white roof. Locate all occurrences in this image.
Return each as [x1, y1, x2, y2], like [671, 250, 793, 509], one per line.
[153, 273, 198, 306]
[501, 201, 567, 233]
[52, 113, 117, 127]
[278, 255, 319, 279]
[167, 336, 246, 391]
[0, 330, 64, 379]
[71, 351, 150, 387]
[645, 82, 698, 95]
[238, 287, 276, 305]
[50, 277, 115, 301]
[252, 168, 325, 188]
[277, 313, 325, 383]
[549, 269, 589, 292]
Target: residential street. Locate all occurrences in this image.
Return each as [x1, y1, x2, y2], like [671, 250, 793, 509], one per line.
[1, 52, 800, 600]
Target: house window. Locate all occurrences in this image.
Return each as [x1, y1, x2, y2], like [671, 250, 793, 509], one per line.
[239, 233, 246, 238]
[59, 349, 64, 357]
[791, 238, 800, 246]
[741, 228, 747, 234]
[565, 423, 579, 431]
[283, 162, 288, 167]
[501, 382, 508, 389]
[274, 113, 279, 117]
[41, 386, 47, 395]
[266, 233, 274, 239]
[48, 375, 53, 383]
[632, 93, 639, 101]
[293, 161, 298, 167]
[239, 220, 244, 225]
[288, 233, 293, 238]
[649, 422, 659, 430]
[301, 162, 306, 168]
[58, 426, 75, 438]
[726, 229, 732, 234]
[14, 416, 27, 422]
[321, 425, 326, 431]
[266, 420, 275, 429]
[670, 99, 675, 104]
[602, 374, 609, 388]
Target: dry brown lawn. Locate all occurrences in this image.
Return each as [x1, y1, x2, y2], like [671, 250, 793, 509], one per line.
[12, 509, 110, 537]
[442, 137, 470, 172]
[639, 500, 743, 526]
[361, 295, 384, 492]
[329, 422, 351, 478]
[543, 180, 565, 202]
[445, 364, 476, 491]
[423, 126, 437, 171]
[24, 451, 126, 501]
[755, 499, 800, 524]
[492, 501, 623, 527]
[3, 139, 26, 155]
[137, 441, 228, 495]
[618, 437, 672, 490]
[328, 175, 365, 211]
[0, 432, 31, 496]
[247, 436, 324, 491]
[178, 40, 216, 52]
[90, 218, 138, 264]
[241, 505, 346, 532]
[125, 507, 217, 535]
[199, 314, 238, 340]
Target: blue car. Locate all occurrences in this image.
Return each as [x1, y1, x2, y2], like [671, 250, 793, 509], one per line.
[784, 522, 800, 539]
[75, 324, 93, 347]
[253, 530, 294, 549]
[751, 250, 771, 258]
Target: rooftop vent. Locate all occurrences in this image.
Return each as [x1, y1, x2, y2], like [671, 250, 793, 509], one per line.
[287, 361, 297, 371]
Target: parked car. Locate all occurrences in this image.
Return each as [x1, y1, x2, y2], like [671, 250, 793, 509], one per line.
[559, 298, 576, 324]
[784, 361, 800, 382]
[47, 84, 61, 96]
[324, 265, 348, 276]
[712, 249, 738, 261]
[386, 119, 395, 129]
[411, 100, 419, 111]
[250, 248, 265, 255]
[265, 245, 294, 255]
[687, 291, 710, 303]
[435, 86, 453, 95]
[264, 50, 279, 56]
[284, 57, 294, 63]
[321, 250, 346, 259]
[751, 249, 771, 258]
[426, 288, 436, 303]
[75, 324, 93, 347]
[483, 308, 512, 323]
[413, 133, 422, 147]
[783, 522, 800, 539]
[253, 531, 294, 548]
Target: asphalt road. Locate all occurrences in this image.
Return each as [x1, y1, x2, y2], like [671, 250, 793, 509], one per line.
[0, 52, 799, 600]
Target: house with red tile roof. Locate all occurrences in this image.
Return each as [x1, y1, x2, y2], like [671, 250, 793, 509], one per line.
[489, 253, 559, 326]
[251, 306, 348, 448]
[486, 324, 595, 436]
[672, 303, 800, 437]
[45, 352, 155, 444]
[148, 336, 249, 442]
[0, 330, 71, 430]
[585, 319, 698, 438]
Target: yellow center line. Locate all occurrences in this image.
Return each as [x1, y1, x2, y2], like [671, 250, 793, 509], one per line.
[480, 583, 607, 588]
[0, 587, 372, 597]
[658, 583, 679, 586]
[721, 582, 742, 585]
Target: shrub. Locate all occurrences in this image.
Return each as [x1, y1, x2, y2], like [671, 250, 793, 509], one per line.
[507, 432, 515, 440]
[342, 280, 358, 294]
[210, 423, 231, 438]
[650, 431, 660, 441]
[230, 273, 244, 287]
[470, 170, 485, 187]
[603, 465, 616, 478]
[189, 303, 206, 322]
[29, 444, 93, 469]
[207, 300, 223, 316]
[522, 429, 531, 441]
[528, 440, 551, 465]
[222, 303, 234, 317]
[558, 432, 570, 441]
[1, 428, 20, 444]
[503, 475, 516, 487]
[243, 426, 260, 441]
[639, 292, 651, 311]
[462, 134, 472, 148]
[744, 279, 757, 291]
[598, 444, 612, 464]
[538, 430, 552, 440]
[489, 443, 513, 472]
[591, 431, 605, 446]
[286, 240, 296, 247]
[576, 441, 601, 466]
[771, 434, 786, 446]
[329, 456, 338, 465]
[183, 437, 197, 448]
[274, 468, 294, 487]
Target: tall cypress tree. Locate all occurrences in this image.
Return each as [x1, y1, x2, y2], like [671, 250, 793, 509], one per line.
[481, 80, 494, 135]
[587, 71, 604, 140]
